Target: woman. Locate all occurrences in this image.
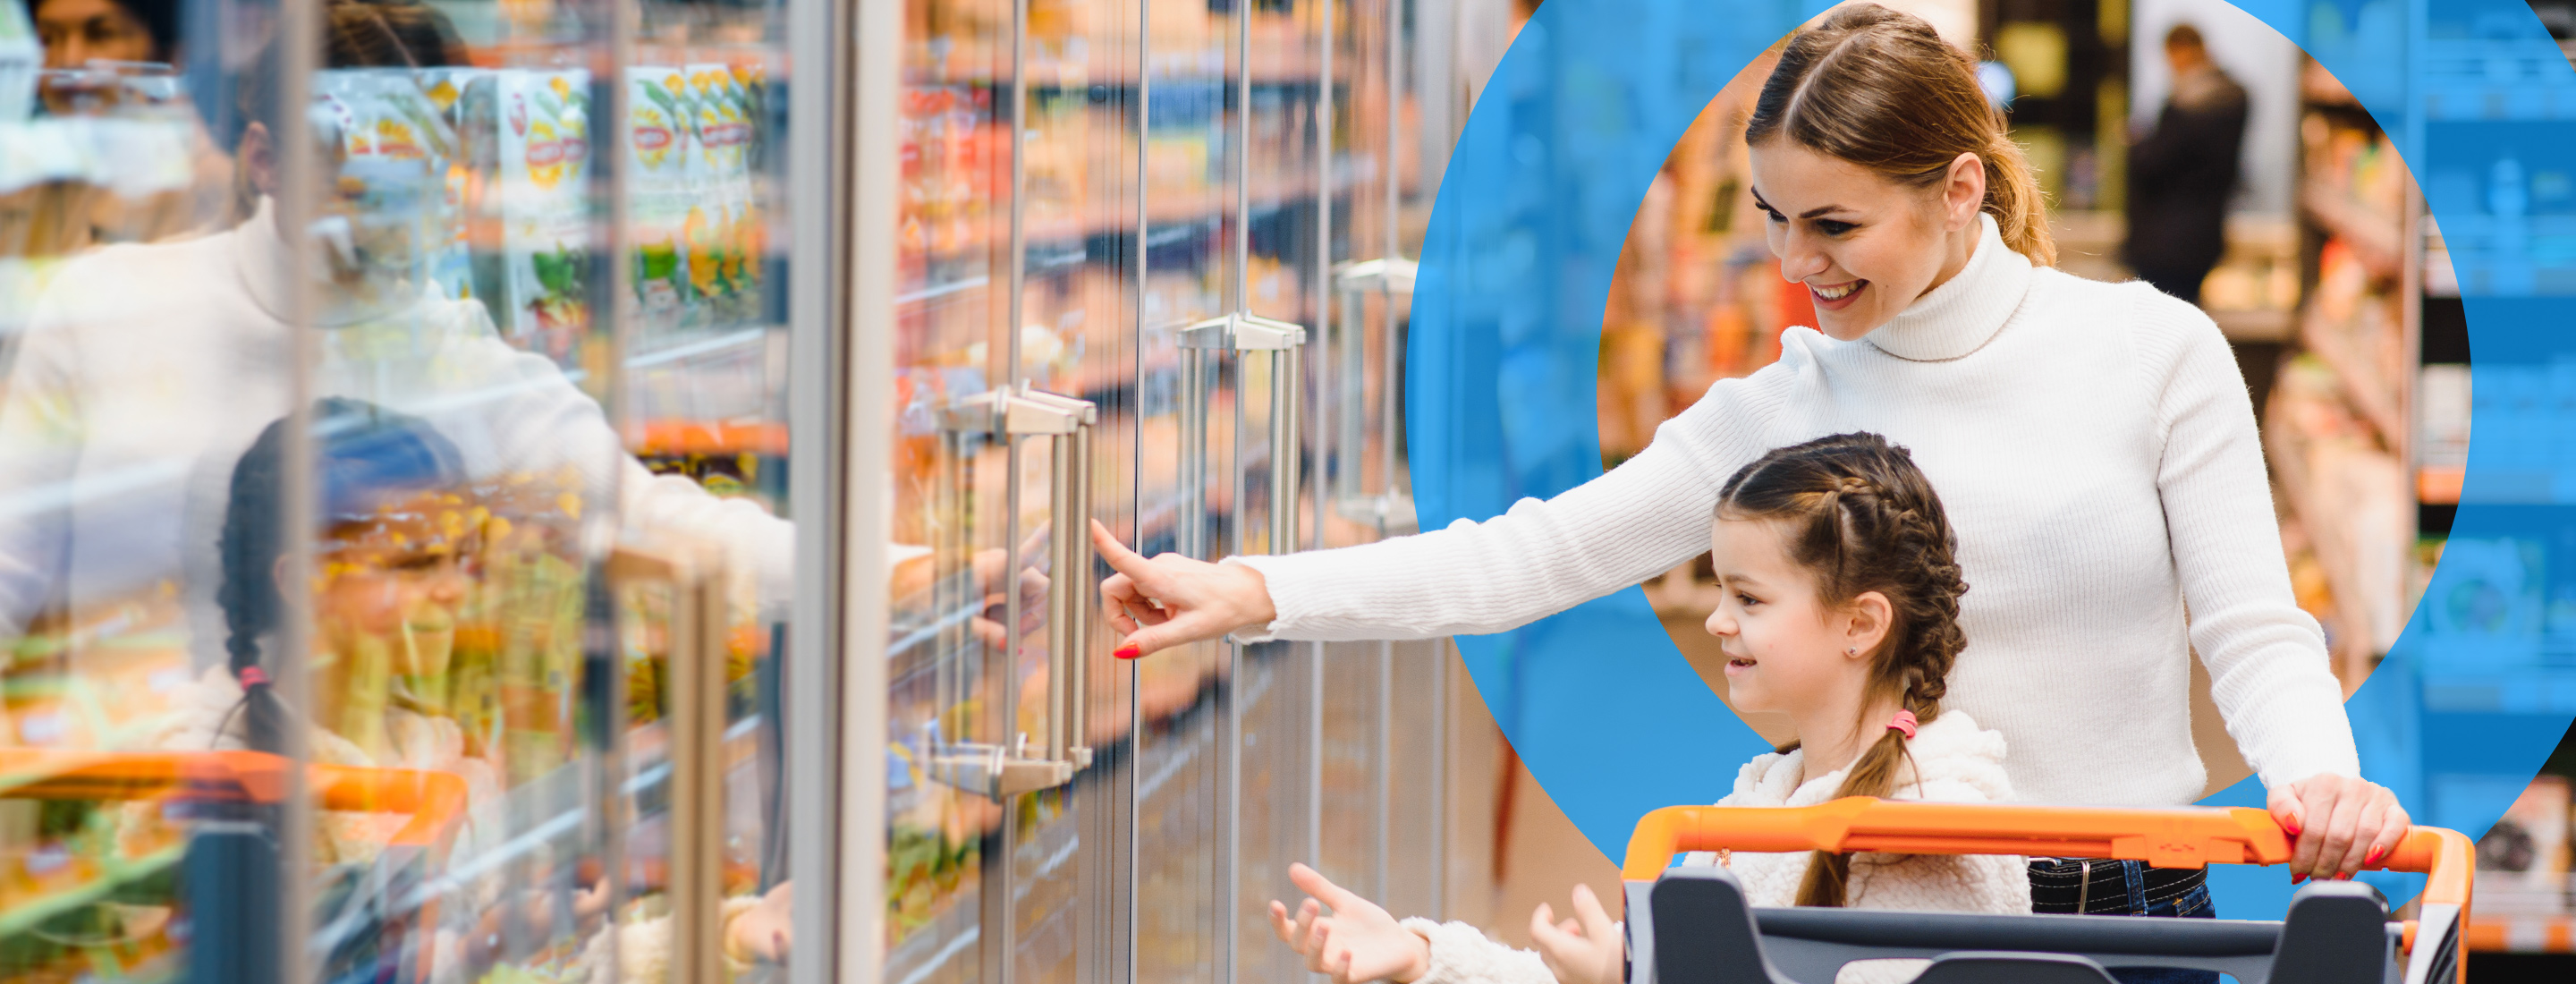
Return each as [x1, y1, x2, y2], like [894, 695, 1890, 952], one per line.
[1094, 2, 2404, 956]
[0, 0, 796, 664]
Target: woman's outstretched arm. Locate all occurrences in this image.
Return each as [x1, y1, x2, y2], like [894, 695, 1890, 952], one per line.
[1095, 356, 1802, 657]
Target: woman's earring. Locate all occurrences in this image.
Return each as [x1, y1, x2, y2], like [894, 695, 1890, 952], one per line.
[1845, 646, 1857, 655]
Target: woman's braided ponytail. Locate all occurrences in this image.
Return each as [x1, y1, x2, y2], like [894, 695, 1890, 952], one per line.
[1715, 432, 1970, 907]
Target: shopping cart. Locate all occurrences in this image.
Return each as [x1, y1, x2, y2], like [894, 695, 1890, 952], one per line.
[0, 749, 470, 982]
[0, 748, 470, 847]
[1619, 798, 2473, 984]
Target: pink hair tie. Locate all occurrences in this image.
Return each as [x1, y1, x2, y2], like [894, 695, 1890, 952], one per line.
[238, 667, 269, 687]
[1886, 709, 1919, 740]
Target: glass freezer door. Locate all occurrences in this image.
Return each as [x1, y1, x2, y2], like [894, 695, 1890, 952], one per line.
[860, 0, 1465, 980]
[0, 0, 831, 974]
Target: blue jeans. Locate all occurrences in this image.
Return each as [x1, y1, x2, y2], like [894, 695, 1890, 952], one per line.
[2027, 858, 2218, 984]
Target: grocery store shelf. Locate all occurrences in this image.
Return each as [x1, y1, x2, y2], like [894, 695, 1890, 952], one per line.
[2419, 465, 2464, 505]
[627, 419, 787, 456]
[2297, 309, 2406, 447]
[2300, 60, 2361, 107]
[2212, 308, 2294, 343]
[0, 845, 183, 940]
[2300, 186, 2404, 279]
[2265, 392, 2406, 669]
[2469, 916, 2576, 953]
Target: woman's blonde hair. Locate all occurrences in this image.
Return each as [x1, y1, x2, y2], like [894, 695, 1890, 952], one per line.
[1744, 4, 2057, 267]
[1716, 432, 1970, 907]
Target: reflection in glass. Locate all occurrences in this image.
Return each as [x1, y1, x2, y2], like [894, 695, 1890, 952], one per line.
[0, 0, 806, 974]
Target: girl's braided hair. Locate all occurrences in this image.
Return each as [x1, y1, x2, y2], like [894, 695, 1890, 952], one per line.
[1716, 432, 1968, 907]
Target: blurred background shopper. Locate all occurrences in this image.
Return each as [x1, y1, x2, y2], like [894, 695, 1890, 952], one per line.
[2124, 22, 2249, 307]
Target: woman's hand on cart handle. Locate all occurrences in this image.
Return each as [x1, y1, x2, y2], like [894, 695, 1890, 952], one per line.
[1092, 521, 1277, 658]
[2269, 774, 2411, 882]
[1529, 883, 1623, 984]
[1267, 862, 1430, 984]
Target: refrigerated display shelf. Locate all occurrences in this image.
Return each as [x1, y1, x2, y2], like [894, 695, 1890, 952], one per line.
[882, 632, 1256, 984]
[0, 845, 182, 942]
[626, 420, 789, 457]
[895, 71, 1350, 92]
[902, 29, 1348, 88]
[913, 177, 1362, 255]
[628, 327, 771, 370]
[886, 892, 982, 984]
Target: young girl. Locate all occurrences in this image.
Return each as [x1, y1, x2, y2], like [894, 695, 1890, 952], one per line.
[1267, 433, 2029, 984]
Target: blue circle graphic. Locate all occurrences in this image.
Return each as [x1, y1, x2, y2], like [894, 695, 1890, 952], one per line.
[1408, 0, 2576, 918]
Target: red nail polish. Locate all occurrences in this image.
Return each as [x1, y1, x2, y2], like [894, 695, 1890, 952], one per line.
[2365, 848, 2385, 867]
[2292, 874, 2306, 885]
[2284, 819, 2302, 836]
[1114, 643, 1141, 659]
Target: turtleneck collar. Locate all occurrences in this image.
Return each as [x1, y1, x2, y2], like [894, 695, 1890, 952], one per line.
[1862, 212, 2033, 363]
[233, 196, 394, 330]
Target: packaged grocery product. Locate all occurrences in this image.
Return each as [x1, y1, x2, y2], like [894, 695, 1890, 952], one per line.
[418, 67, 501, 310]
[497, 69, 592, 365]
[312, 68, 458, 321]
[728, 63, 767, 303]
[628, 66, 695, 328]
[685, 63, 754, 318]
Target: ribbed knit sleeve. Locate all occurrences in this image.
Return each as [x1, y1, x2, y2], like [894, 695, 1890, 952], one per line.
[1229, 356, 1802, 642]
[433, 318, 799, 615]
[2126, 286, 2360, 787]
[0, 291, 83, 641]
[1399, 918, 1559, 984]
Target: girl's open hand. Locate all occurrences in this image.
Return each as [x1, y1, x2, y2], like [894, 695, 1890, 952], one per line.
[2269, 774, 2411, 882]
[1093, 520, 1277, 658]
[1528, 884, 1623, 984]
[1267, 862, 1429, 984]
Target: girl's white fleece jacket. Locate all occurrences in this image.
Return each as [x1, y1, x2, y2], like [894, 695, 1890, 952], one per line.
[1399, 711, 2030, 984]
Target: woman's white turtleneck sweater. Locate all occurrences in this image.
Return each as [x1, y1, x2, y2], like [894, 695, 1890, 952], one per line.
[0, 200, 796, 669]
[1233, 215, 2360, 807]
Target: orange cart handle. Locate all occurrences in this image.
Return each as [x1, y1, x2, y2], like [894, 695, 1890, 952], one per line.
[1623, 798, 2476, 912]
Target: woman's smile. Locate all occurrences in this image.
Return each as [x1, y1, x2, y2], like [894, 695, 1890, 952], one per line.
[1809, 279, 1867, 310]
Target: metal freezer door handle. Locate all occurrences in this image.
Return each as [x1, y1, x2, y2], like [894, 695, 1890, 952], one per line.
[924, 388, 1100, 798]
[1329, 258, 1418, 534]
[1179, 310, 1309, 556]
